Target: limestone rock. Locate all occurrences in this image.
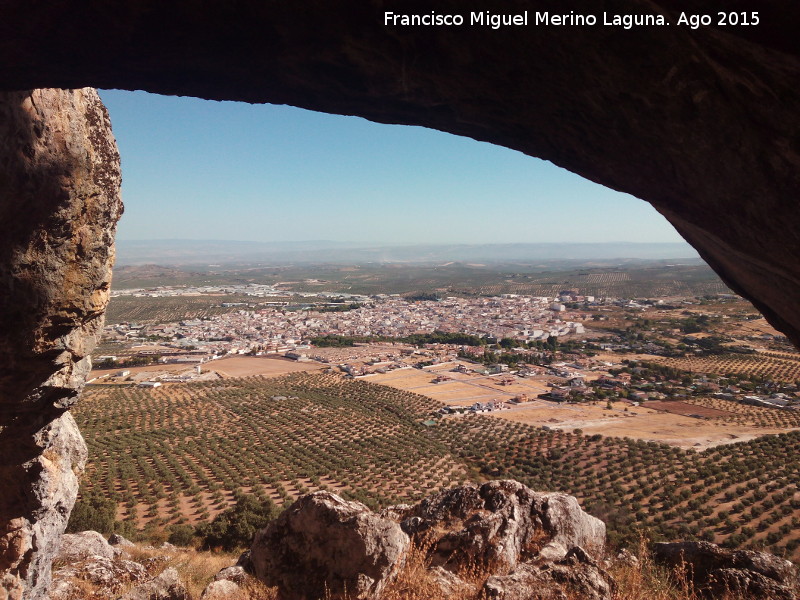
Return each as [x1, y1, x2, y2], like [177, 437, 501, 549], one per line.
[615, 549, 639, 568]
[50, 555, 148, 599]
[0, 412, 89, 600]
[0, 86, 121, 600]
[251, 491, 409, 600]
[483, 547, 615, 600]
[109, 533, 136, 548]
[653, 541, 799, 599]
[200, 579, 240, 599]
[399, 480, 605, 573]
[117, 567, 188, 600]
[57, 530, 118, 562]
[428, 566, 478, 598]
[214, 565, 248, 585]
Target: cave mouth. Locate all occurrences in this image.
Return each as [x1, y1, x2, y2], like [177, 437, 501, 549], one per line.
[2, 4, 800, 596]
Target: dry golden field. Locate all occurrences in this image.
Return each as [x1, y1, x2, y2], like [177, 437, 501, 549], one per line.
[209, 356, 325, 378]
[488, 402, 793, 450]
[89, 355, 324, 383]
[370, 366, 550, 406]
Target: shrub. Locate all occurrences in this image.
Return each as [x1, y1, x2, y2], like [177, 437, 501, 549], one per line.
[196, 493, 280, 551]
[66, 489, 117, 535]
[167, 523, 196, 547]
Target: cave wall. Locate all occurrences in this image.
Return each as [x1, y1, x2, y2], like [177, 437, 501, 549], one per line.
[0, 89, 122, 600]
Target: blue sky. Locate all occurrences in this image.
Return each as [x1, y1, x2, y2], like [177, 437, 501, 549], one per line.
[100, 90, 685, 246]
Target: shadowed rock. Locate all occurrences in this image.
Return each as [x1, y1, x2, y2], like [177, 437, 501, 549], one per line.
[653, 540, 799, 599]
[0, 87, 121, 600]
[394, 480, 605, 573]
[484, 546, 615, 600]
[251, 492, 410, 600]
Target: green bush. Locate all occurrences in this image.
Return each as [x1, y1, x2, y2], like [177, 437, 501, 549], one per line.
[66, 489, 117, 535]
[195, 493, 280, 551]
[167, 524, 196, 547]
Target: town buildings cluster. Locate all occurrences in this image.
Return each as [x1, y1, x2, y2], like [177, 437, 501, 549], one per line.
[104, 294, 588, 357]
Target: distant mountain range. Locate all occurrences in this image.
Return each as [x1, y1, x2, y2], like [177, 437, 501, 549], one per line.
[114, 239, 701, 266]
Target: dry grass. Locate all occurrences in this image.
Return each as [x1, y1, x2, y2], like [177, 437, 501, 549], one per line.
[53, 539, 790, 600]
[124, 545, 252, 598]
[609, 538, 697, 600]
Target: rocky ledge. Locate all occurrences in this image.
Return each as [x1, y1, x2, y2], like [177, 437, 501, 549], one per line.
[251, 480, 612, 600]
[47, 482, 799, 600]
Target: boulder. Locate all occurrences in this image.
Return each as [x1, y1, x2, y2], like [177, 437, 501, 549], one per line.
[250, 482, 606, 600]
[251, 491, 409, 600]
[214, 565, 248, 585]
[50, 555, 147, 599]
[653, 541, 798, 599]
[117, 567, 188, 600]
[57, 530, 118, 562]
[200, 579, 240, 599]
[399, 480, 605, 573]
[109, 533, 136, 548]
[483, 547, 615, 600]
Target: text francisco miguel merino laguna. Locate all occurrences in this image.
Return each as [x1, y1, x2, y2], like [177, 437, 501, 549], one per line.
[384, 11, 671, 30]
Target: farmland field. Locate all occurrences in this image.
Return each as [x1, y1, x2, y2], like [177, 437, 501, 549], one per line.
[89, 356, 325, 383]
[105, 295, 263, 325]
[369, 365, 550, 406]
[75, 373, 466, 528]
[684, 397, 800, 428]
[74, 373, 800, 560]
[653, 352, 800, 383]
[442, 415, 800, 560]
[110, 262, 730, 303]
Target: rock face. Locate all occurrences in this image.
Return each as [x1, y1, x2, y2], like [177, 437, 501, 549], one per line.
[252, 482, 608, 600]
[50, 555, 148, 600]
[251, 492, 409, 600]
[109, 533, 136, 548]
[117, 567, 188, 600]
[484, 547, 615, 600]
[213, 566, 247, 585]
[48, 535, 192, 600]
[56, 530, 119, 563]
[653, 541, 799, 599]
[0, 88, 122, 600]
[396, 480, 605, 572]
[199, 579, 239, 600]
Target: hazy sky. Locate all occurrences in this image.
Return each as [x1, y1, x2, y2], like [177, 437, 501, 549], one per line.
[100, 90, 685, 245]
